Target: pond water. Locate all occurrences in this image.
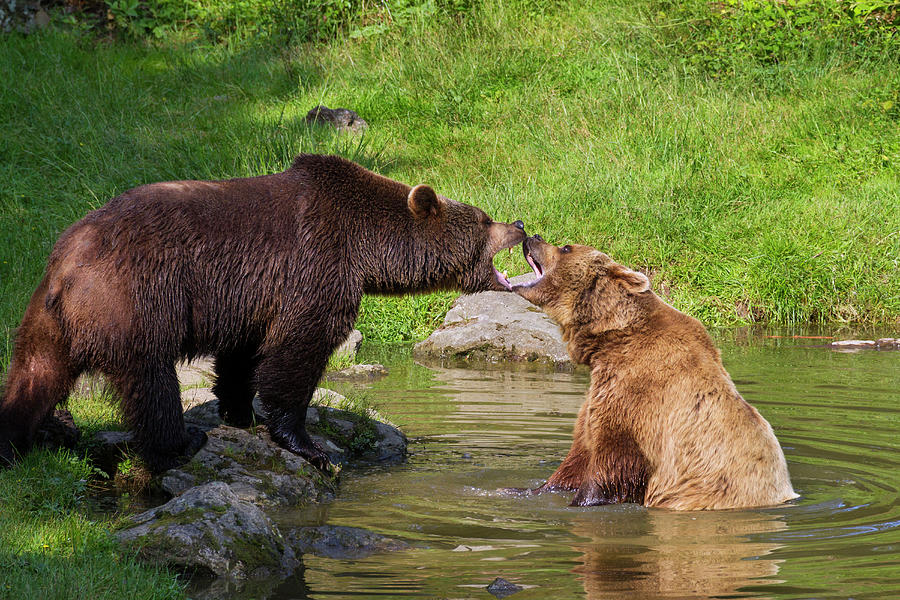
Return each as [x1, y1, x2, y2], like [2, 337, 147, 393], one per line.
[249, 329, 898, 599]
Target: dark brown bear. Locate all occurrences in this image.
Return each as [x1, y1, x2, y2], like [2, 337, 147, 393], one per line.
[0, 154, 526, 472]
[513, 236, 797, 510]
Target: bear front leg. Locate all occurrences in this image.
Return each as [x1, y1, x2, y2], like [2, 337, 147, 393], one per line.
[113, 360, 207, 473]
[212, 349, 260, 427]
[538, 442, 591, 493]
[531, 401, 591, 494]
[255, 347, 332, 473]
[569, 430, 649, 507]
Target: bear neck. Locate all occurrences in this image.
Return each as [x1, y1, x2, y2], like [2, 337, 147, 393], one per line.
[356, 229, 460, 295]
[564, 325, 634, 366]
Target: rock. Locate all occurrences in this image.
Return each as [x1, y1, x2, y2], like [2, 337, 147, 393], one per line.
[326, 363, 389, 382]
[287, 525, 409, 559]
[92, 379, 405, 478]
[876, 338, 900, 349]
[117, 482, 298, 580]
[308, 404, 407, 464]
[831, 339, 877, 349]
[305, 106, 368, 133]
[159, 425, 336, 507]
[414, 274, 571, 367]
[33, 409, 80, 451]
[369, 420, 407, 463]
[1, 2, 49, 34]
[182, 387, 225, 428]
[177, 357, 215, 389]
[332, 329, 363, 363]
[487, 577, 524, 599]
[108, 363, 409, 583]
[256, 387, 407, 464]
[830, 338, 899, 351]
[90, 430, 134, 476]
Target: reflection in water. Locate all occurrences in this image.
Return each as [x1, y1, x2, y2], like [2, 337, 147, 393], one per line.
[571, 508, 785, 599]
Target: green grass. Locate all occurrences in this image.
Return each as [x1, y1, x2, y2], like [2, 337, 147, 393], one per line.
[1, 1, 897, 362]
[0, 448, 186, 599]
[0, 2, 897, 594]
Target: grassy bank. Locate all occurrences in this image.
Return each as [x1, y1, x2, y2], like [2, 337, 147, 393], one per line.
[0, 394, 184, 599]
[0, 1, 897, 596]
[2, 1, 898, 358]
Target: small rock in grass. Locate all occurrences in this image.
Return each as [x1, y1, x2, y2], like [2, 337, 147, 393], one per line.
[305, 106, 368, 133]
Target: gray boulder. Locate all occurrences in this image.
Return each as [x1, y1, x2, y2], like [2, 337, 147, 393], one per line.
[116, 481, 298, 580]
[414, 274, 571, 367]
[1, 1, 49, 34]
[487, 577, 524, 598]
[159, 425, 336, 507]
[332, 329, 364, 363]
[307, 403, 407, 465]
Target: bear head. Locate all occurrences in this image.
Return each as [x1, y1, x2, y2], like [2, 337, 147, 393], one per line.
[382, 183, 526, 294]
[512, 235, 651, 340]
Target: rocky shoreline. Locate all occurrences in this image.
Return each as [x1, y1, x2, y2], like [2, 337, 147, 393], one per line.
[109, 355, 408, 591]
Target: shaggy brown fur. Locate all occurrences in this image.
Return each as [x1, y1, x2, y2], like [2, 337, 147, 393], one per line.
[0, 154, 526, 472]
[514, 236, 797, 510]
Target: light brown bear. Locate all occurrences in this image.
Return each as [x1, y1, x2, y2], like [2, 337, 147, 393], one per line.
[513, 236, 797, 510]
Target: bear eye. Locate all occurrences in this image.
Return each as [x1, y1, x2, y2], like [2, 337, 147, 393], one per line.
[561, 245, 572, 253]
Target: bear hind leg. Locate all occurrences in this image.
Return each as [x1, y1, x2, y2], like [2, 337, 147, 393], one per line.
[570, 432, 649, 507]
[0, 297, 78, 466]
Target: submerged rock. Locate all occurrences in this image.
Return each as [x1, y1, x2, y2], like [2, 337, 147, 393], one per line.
[326, 363, 389, 382]
[414, 274, 571, 368]
[487, 576, 524, 598]
[287, 525, 409, 559]
[117, 481, 298, 580]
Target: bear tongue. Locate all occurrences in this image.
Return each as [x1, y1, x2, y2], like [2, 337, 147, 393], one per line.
[493, 266, 512, 290]
[526, 253, 544, 279]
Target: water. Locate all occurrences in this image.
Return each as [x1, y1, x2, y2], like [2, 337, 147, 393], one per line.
[264, 329, 898, 599]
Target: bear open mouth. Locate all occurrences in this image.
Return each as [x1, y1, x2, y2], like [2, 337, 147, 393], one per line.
[525, 247, 544, 280]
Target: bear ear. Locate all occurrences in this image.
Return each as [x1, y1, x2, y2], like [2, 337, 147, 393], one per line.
[608, 264, 650, 294]
[408, 184, 445, 219]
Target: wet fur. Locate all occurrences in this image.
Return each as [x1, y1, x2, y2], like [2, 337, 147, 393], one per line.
[0, 154, 525, 472]
[516, 239, 797, 510]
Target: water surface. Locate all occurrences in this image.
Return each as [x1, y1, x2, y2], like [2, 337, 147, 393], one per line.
[265, 328, 898, 599]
